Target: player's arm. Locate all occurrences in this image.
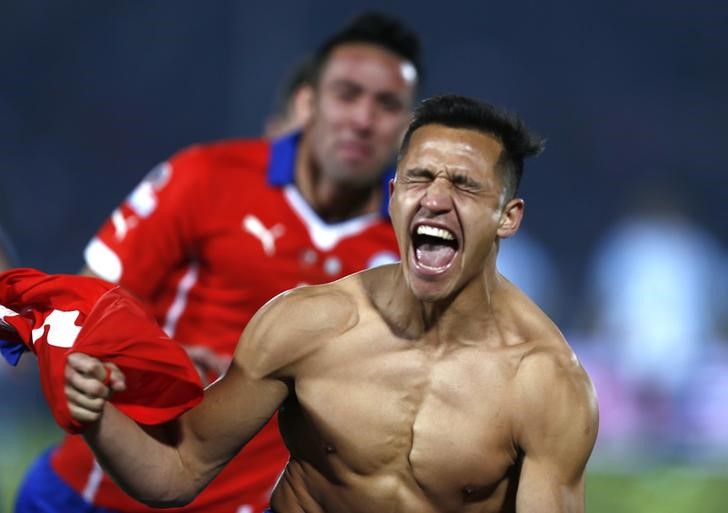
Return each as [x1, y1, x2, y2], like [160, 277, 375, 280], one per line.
[80, 151, 231, 381]
[513, 348, 599, 513]
[70, 290, 308, 507]
[83, 149, 209, 298]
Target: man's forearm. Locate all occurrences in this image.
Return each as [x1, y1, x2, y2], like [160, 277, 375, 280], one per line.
[83, 403, 203, 507]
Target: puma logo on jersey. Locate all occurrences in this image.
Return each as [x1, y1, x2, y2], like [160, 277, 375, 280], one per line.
[242, 215, 285, 256]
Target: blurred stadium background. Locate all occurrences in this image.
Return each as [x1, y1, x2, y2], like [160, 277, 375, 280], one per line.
[1, 1, 726, 511]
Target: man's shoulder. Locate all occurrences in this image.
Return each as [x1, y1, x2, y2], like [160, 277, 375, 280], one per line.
[238, 278, 364, 376]
[515, 336, 589, 389]
[267, 280, 361, 334]
[196, 137, 270, 157]
[495, 282, 594, 406]
[496, 278, 567, 353]
[170, 137, 272, 178]
[510, 326, 597, 427]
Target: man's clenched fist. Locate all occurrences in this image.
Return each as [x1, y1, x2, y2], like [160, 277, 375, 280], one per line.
[65, 352, 126, 423]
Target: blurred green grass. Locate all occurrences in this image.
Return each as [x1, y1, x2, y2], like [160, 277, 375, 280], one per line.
[1, 420, 62, 513]
[2, 442, 727, 513]
[586, 468, 728, 513]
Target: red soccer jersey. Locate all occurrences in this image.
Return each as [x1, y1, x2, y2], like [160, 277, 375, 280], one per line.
[51, 134, 400, 513]
[0, 269, 203, 433]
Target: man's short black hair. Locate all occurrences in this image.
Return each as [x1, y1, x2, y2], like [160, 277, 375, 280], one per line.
[270, 55, 315, 121]
[311, 11, 423, 87]
[399, 94, 545, 198]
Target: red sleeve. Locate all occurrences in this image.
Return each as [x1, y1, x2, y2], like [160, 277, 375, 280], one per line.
[83, 146, 211, 299]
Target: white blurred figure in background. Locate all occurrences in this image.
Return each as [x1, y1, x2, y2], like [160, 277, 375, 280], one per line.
[586, 189, 727, 456]
[497, 229, 562, 319]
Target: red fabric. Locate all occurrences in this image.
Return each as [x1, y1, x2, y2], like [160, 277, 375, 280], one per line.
[0, 268, 202, 433]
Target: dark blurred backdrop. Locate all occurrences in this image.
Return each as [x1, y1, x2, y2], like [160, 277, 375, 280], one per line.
[1, 1, 727, 510]
[3, 1, 726, 290]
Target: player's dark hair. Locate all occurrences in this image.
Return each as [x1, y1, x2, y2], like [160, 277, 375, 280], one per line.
[270, 55, 315, 121]
[311, 11, 423, 87]
[399, 94, 544, 198]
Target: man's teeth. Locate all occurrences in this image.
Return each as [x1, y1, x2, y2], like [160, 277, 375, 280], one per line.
[416, 225, 454, 241]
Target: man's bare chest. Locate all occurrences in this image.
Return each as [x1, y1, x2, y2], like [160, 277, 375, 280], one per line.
[283, 335, 521, 504]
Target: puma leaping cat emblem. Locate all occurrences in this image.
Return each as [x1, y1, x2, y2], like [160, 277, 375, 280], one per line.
[242, 215, 285, 256]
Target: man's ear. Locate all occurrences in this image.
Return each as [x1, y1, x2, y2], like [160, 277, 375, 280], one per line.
[387, 177, 396, 217]
[293, 85, 314, 127]
[497, 198, 524, 239]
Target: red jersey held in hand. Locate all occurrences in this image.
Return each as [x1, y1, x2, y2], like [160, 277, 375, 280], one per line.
[0, 268, 202, 433]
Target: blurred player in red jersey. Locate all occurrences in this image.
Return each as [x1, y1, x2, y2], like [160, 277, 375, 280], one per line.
[14, 11, 422, 513]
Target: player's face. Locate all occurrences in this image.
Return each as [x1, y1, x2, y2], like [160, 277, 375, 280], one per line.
[308, 43, 416, 187]
[390, 124, 523, 302]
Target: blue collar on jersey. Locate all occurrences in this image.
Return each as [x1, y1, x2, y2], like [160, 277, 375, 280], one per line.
[267, 131, 395, 219]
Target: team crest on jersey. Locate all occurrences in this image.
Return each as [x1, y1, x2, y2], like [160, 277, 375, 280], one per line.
[242, 215, 285, 256]
[127, 162, 172, 218]
[367, 251, 399, 269]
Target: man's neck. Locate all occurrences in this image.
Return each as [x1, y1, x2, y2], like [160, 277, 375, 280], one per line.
[294, 135, 383, 223]
[369, 260, 504, 346]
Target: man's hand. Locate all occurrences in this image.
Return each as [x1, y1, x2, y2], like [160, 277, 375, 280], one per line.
[183, 345, 231, 386]
[65, 352, 126, 423]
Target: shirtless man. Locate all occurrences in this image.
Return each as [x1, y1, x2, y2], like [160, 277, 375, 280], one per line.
[65, 94, 599, 513]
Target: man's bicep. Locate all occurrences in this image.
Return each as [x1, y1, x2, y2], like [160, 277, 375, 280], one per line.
[182, 357, 289, 475]
[515, 408, 594, 513]
[515, 456, 585, 513]
[182, 294, 300, 463]
[514, 355, 598, 512]
[195, 358, 288, 437]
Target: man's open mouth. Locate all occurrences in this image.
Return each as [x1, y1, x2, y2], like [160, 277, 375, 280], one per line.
[412, 224, 459, 272]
